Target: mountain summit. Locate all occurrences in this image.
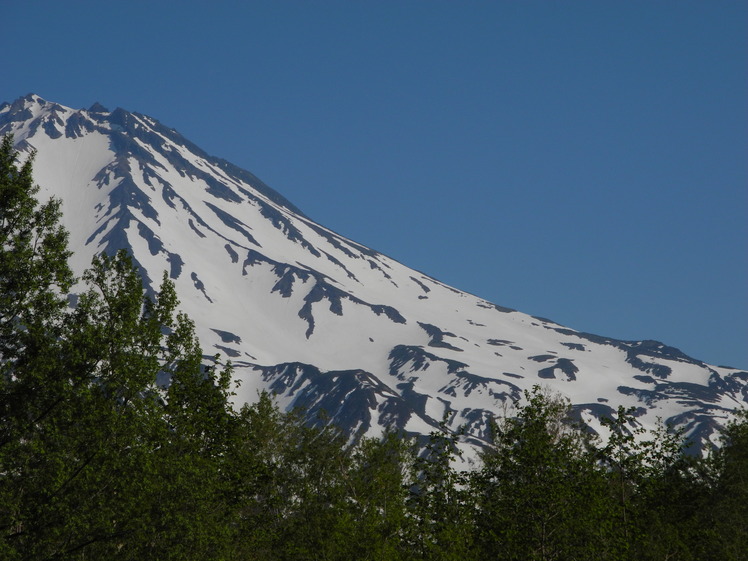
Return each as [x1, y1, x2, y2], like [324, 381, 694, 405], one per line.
[1, 94, 744, 454]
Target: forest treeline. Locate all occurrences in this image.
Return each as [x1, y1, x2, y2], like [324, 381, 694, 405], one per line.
[1, 134, 746, 560]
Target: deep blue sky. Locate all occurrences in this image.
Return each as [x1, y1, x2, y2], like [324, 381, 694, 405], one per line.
[3, 1, 746, 368]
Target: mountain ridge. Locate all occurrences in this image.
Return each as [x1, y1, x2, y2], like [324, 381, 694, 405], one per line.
[2, 93, 745, 457]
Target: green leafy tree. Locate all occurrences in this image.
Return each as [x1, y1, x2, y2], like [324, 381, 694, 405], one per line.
[698, 409, 748, 561]
[621, 419, 707, 561]
[0, 134, 73, 363]
[0, 248, 235, 560]
[405, 424, 476, 561]
[0, 136, 236, 559]
[228, 398, 416, 561]
[597, 405, 649, 553]
[228, 395, 358, 560]
[343, 431, 413, 560]
[0, 134, 75, 560]
[474, 386, 613, 561]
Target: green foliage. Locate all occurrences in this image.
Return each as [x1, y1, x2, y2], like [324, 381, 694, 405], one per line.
[231, 397, 355, 560]
[0, 135, 73, 364]
[345, 431, 413, 560]
[473, 387, 613, 561]
[0, 248, 233, 559]
[0, 134, 744, 560]
[0, 136, 235, 559]
[229, 399, 413, 560]
[698, 409, 748, 561]
[405, 425, 475, 561]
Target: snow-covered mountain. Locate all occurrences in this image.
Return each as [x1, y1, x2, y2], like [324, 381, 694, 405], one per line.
[2, 94, 745, 456]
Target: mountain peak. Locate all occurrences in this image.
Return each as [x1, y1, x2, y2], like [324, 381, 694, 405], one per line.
[88, 102, 109, 113]
[9, 93, 49, 112]
[20, 92, 45, 104]
[1, 95, 744, 458]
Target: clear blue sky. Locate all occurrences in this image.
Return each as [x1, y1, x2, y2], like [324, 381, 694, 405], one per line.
[3, 1, 746, 368]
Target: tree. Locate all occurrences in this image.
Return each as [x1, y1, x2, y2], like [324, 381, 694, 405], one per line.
[0, 134, 73, 363]
[699, 409, 748, 561]
[228, 394, 358, 560]
[0, 136, 236, 559]
[344, 431, 413, 560]
[474, 386, 613, 561]
[0, 134, 75, 560]
[405, 423, 476, 561]
[0, 249, 233, 559]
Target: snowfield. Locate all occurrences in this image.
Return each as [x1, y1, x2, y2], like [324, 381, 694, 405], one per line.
[2, 93, 745, 455]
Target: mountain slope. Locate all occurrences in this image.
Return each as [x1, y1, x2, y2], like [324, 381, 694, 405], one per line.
[2, 94, 745, 456]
